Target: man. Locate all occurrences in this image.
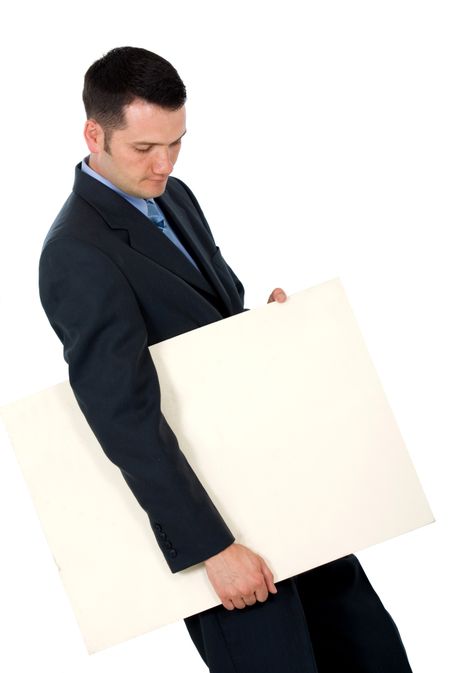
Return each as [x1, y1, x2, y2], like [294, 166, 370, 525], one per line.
[39, 46, 413, 672]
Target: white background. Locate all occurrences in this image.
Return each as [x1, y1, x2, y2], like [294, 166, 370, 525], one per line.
[0, 1, 448, 671]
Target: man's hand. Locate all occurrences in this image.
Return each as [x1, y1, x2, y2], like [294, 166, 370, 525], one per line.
[267, 287, 287, 303]
[204, 543, 278, 610]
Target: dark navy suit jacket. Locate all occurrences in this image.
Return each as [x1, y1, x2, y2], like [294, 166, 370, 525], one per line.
[39, 163, 246, 573]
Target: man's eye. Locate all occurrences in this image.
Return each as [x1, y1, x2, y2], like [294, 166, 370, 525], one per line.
[135, 147, 152, 153]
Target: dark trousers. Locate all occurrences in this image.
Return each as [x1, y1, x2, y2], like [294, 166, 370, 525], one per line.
[183, 554, 413, 673]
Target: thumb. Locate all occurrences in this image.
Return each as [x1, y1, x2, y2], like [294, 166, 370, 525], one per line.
[260, 560, 278, 594]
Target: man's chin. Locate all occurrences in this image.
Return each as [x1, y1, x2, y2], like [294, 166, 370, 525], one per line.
[143, 179, 168, 198]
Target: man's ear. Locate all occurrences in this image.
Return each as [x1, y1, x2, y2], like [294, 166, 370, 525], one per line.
[83, 119, 105, 153]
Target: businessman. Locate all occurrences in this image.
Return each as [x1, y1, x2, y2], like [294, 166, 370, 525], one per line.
[39, 46, 413, 672]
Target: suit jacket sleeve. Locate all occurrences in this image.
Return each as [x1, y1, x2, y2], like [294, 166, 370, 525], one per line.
[38, 235, 235, 573]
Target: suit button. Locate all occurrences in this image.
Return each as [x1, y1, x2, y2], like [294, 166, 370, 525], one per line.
[169, 549, 177, 558]
[163, 540, 173, 549]
[159, 532, 167, 541]
[154, 523, 162, 532]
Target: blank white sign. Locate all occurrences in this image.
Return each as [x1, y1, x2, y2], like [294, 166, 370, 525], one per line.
[0, 277, 434, 653]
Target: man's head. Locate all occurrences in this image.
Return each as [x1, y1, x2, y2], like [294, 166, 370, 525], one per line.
[82, 46, 187, 198]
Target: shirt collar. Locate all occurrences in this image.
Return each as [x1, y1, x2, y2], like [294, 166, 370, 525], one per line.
[81, 156, 153, 217]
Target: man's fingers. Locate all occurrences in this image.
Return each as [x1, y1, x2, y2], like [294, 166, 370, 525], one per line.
[255, 583, 269, 603]
[207, 544, 277, 611]
[268, 287, 287, 303]
[242, 592, 258, 606]
[261, 561, 278, 594]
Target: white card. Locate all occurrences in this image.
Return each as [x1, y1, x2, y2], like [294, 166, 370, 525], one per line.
[0, 277, 434, 653]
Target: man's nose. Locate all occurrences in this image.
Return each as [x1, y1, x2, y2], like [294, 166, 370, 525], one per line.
[152, 147, 174, 175]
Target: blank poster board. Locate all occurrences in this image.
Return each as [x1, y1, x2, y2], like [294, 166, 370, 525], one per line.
[0, 277, 434, 653]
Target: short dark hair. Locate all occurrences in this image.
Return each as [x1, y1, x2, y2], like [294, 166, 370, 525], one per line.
[83, 46, 186, 150]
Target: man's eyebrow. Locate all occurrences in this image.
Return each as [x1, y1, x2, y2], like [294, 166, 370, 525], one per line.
[134, 129, 187, 146]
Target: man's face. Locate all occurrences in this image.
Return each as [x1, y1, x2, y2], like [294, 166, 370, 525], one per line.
[84, 99, 186, 199]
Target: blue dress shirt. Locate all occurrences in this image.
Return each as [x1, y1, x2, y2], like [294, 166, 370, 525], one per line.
[81, 158, 200, 270]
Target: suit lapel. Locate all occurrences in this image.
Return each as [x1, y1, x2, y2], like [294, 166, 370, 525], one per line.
[73, 164, 232, 315]
[156, 189, 233, 315]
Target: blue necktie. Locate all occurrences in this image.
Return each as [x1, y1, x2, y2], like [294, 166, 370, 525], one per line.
[144, 198, 200, 271]
[146, 199, 166, 231]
